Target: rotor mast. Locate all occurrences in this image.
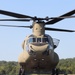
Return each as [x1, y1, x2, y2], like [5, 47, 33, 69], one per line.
[32, 21, 45, 37]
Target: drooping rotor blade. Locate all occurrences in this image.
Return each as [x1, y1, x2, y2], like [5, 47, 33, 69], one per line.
[45, 9, 75, 24]
[49, 16, 75, 19]
[0, 10, 33, 18]
[0, 18, 30, 21]
[45, 27, 75, 32]
[0, 24, 32, 28]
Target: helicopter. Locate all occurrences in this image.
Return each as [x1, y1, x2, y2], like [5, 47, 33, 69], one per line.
[0, 9, 75, 75]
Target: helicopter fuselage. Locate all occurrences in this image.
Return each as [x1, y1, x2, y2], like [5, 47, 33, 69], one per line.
[18, 34, 59, 72]
[18, 22, 60, 72]
[0, 9, 75, 74]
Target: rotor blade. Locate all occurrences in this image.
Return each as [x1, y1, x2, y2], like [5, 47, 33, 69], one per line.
[0, 16, 75, 22]
[0, 10, 33, 18]
[0, 24, 32, 28]
[49, 16, 75, 19]
[0, 19, 30, 21]
[45, 9, 75, 24]
[45, 27, 75, 32]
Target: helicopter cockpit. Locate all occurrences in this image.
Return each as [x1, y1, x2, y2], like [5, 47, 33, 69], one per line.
[28, 37, 49, 44]
[25, 34, 54, 52]
[24, 34, 60, 53]
[27, 34, 54, 46]
[23, 34, 60, 55]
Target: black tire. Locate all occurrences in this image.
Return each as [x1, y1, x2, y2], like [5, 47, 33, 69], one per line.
[52, 69, 55, 75]
[56, 69, 59, 75]
[21, 69, 25, 75]
[18, 68, 25, 75]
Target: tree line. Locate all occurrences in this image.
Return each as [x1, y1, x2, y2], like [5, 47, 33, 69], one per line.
[0, 58, 75, 75]
[57, 57, 75, 74]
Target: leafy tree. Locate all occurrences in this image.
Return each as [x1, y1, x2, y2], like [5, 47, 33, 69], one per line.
[0, 58, 75, 74]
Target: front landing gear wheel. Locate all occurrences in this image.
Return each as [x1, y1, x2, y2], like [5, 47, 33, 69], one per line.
[21, 69, 25, 75]
[18, 68, 25, 75]
[51, 68, 59, 75]
[52, 69, 55, 75]
[56, 69, 59, 75]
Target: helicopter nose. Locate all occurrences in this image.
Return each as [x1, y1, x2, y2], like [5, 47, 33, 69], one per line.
[29, 48, 49, 56]
[29, 43, 49, 52]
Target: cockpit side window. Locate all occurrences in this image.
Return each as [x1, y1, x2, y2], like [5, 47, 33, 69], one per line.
[44, 34, 54, 49]
[53, 38, 60, 48]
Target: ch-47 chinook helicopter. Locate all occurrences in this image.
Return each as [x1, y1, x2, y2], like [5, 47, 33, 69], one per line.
[0, 9, 75, 75]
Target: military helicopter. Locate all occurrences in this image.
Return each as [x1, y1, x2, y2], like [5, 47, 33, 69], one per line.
[0, 9, 75, 75]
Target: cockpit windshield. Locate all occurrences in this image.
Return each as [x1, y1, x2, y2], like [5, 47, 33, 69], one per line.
[28, 37, 49, 43]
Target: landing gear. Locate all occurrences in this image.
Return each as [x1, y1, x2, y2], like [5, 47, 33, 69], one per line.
[18, 67, 25, 75]
[52, 68, 59, 75]
[52, 69, 55, 75]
